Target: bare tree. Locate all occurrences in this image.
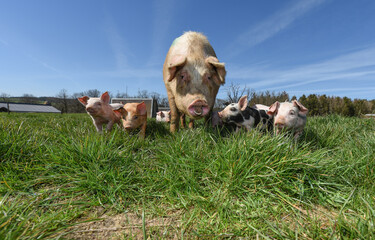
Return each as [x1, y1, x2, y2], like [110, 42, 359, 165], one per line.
[115, 91, 129, 98]
[57, 89, 69, 113]
[83, 89, 101, 97]
[0, 93, 11, 114]
[225, 82, 253, 103]
[21, 93, 37, 103]
[137, 89, 149, 98]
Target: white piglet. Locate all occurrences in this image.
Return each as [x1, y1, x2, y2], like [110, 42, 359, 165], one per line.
[156, 111, 171, 123]
[267, 100, 308, 139]
[78, 91, 122, 132]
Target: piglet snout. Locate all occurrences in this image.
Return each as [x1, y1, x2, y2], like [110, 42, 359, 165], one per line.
[86, 107, 95, 114]
[217, 111, 223, 118]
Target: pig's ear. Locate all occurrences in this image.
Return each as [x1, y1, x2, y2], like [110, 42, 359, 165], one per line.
[267, 101, 280, 116]
[160, 111, 165, 117]
[206, 56, 226, 85]
[78, 96, 89, 106]
[238, 95, 248, 111]
[113, 108, 127, 118]
[137, 102, 147, 116]
[293, 100, 308, 115]
[100, 91, 110, 104]
[167, 55, 187, 82]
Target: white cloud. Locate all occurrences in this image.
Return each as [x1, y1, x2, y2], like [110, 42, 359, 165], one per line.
[228, 45, 375, 92]
[227, 0, 326, 57]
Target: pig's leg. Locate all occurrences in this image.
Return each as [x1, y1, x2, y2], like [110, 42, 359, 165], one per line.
[106, 121, 114, 131]
[139, 122, 147, 139]
[235, 126, 241, 133]
[95, 123, 103, 133]
[294, 130, 303, 140]
[204, 112, 212, 127]
[180, 114, 186, 128]
[188, 119, 194, 129]
[244, 125, 252, 132]
[168, 97, 180, 133]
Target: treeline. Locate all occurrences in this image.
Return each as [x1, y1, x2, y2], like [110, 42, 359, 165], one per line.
[1, 89, 170, 114]
[219, 83, 375, 117]
[249, 92, 375, 117]
[2, 88, 374, 116]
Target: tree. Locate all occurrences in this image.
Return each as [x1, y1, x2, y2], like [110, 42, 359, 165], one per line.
[137, 90, 149, 98]
[225, 82, 252, 103]
[83, 89, 101, 97]
[0, 93, 11, 114]
[318, 94, 330, 115]
[342, 97, 355, 117]
[304, 94, 319, 116]
[57, 89, 69, 113]
[21, 94, 37, 103]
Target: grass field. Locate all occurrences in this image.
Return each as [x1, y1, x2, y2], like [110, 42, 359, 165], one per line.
[0, 113, 374, 239]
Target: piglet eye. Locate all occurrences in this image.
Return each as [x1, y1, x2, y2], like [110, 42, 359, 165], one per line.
[133, 116, 138, 120]
[207, 75, 212, 81]
[290, 110, 295, 115]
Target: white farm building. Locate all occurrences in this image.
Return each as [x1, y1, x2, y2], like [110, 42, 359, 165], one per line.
[0, 102, 61, 113]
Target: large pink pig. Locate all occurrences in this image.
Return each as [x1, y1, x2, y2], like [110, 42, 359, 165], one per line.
[163, 31, 226, 132]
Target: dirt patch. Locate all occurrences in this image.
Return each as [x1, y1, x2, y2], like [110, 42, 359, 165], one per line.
[281, 204, 339, 238]
[65, 208, 182, 240]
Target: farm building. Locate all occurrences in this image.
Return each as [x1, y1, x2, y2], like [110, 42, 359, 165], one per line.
[0, 102, 61, 113]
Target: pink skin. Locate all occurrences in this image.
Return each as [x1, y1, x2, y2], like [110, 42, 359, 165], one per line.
[114, 102, 147, 139]
[156, 111, 171, 123]
[187, 100, 209, 117]
[211, 111, 223, 127]
[78, 92, 121, 133]
[267, 100, 308, 139]
[163, 32, 226, 132]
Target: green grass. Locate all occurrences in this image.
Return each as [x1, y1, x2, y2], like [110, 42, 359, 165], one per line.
[0, 113, 374, 239]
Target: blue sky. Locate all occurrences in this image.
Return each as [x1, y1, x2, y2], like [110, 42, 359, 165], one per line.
[1, 0, 375, 100]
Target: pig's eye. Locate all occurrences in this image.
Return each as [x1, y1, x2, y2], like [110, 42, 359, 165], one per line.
[133, 116, 138, 120]
[230, 107, 237, 112]
[207, 75, 212, 81]
[179, 72, 188, 82]
[289, 110, 295, 115]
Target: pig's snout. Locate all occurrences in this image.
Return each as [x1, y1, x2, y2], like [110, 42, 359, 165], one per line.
[217, 111, 223, 118]
[86, 107, 95, 114]
[274, 117, 286, 129]
[188, 100, 209, 117]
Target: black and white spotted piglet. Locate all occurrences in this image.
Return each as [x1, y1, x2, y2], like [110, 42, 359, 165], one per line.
[218, 95, 273, 132]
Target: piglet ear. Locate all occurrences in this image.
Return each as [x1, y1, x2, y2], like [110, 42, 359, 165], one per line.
[267, 101, 280, 116]
[137, 102, 147, 116]
[238, 95, 248, 111]
[167, 55, 187, 82]
[206, 56, 226, 85]
[100, 91, 110, 104]
[78, 96, 89, 106]
[113, 107, 127, 118]
[293, 100, 308, 115]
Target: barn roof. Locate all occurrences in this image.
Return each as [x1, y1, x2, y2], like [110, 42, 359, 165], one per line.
[0, 102, 61, 113]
